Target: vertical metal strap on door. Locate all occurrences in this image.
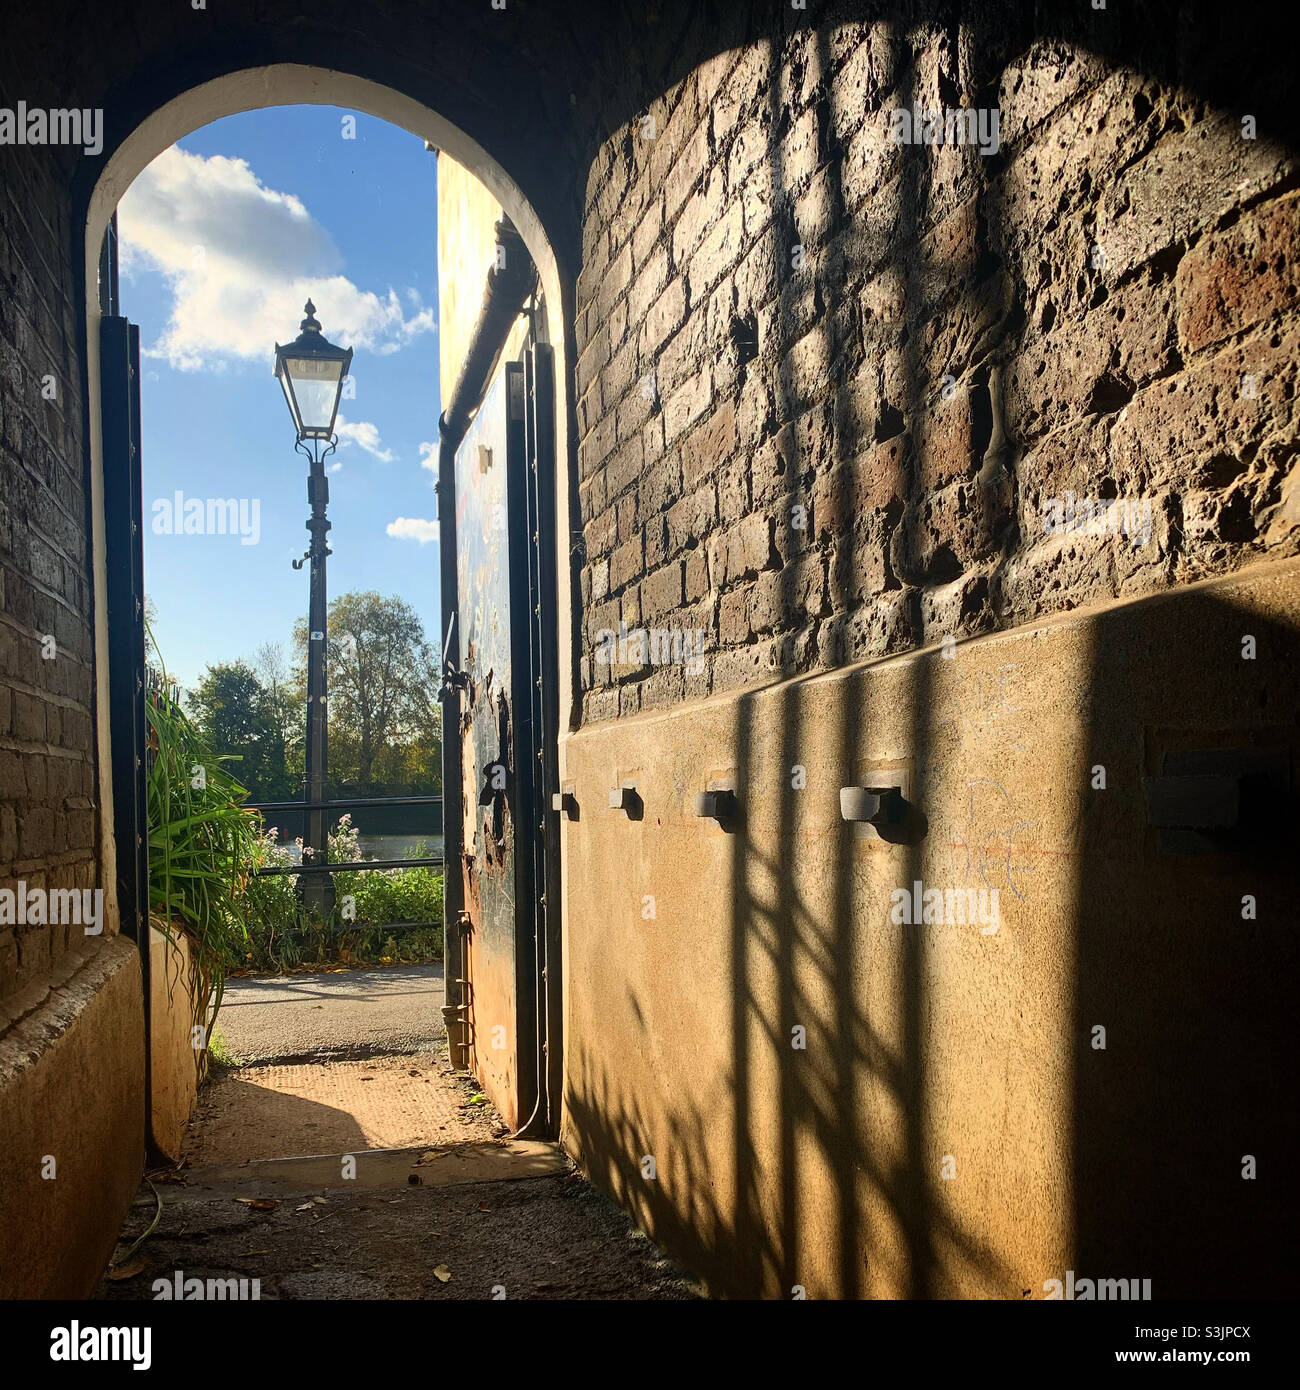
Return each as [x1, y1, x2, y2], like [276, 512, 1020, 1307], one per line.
[524, 341, 562, 1132]
[100, 320, 149, 942]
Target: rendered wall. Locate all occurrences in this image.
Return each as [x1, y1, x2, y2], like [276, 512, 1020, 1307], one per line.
[560, 558, 1300, 1298]
[149, 927, 199, 1160]
[0, 936, 144, 1299]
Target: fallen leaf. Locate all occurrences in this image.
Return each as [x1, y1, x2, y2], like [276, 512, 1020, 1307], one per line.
[235, 1198, 279, 1211]
[295, 1203, 314, 1212]
[477, 1201, 490, 1213]
[107, 1257, 146, 1281]
[312, 1196, 328, 1204]
[433, 1265, 452, 1283]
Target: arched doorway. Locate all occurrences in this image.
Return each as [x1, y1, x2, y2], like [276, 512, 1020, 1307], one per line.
[80, 65, 572, 1150]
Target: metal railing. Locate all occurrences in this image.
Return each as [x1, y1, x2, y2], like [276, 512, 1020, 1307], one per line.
[244, 794, 443, 869]
[243, 793, 445, 934]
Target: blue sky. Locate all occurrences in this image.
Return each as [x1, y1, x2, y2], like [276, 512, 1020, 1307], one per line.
[119, 105, 442, 690]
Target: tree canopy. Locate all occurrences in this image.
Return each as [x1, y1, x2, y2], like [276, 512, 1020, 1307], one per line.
[180, 590, 441, 804]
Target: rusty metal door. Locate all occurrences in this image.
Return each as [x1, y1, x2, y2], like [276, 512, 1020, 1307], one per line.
[453, 361, 538, 1130]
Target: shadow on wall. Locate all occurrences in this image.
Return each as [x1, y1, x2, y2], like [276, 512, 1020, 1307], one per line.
[1070, 586, 1300, 1300]
[564, 582, 1300, 1303]
[564, 9, 1299, 1297]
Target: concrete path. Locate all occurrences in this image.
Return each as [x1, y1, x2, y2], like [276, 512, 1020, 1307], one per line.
[95, 965, 702, 1299]
[216, 964, 444, 1064]
[182, 1052, 505, 1165]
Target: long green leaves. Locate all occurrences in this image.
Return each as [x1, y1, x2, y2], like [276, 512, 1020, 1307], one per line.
[146, 632, 259, 1079]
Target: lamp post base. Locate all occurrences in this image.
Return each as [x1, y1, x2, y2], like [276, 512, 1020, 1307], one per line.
[297, 868, 336, 917]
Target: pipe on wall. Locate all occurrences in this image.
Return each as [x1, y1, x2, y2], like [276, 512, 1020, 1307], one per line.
[437, 216, 537, 1068]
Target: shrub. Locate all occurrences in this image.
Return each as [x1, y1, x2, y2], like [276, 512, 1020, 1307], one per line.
[237, 815, 443, 973]
[146, 662, 259, 1081]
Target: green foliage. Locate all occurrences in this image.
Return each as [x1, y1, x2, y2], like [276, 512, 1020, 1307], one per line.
[207, 1024, 241, 1070]
[146, 641, 260, 1081]
[237, 816, 443, 973]
[177, 590, 442, 804]
[185, 658, 297, 801]
[292, 590, 441, 790]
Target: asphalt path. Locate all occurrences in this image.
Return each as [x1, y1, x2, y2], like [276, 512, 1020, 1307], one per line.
[216, 964, 444, 1063]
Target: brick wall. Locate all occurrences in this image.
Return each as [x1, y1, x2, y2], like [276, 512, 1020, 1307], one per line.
[0, 124, 99, 1001]
[574, 17, 1300, 723]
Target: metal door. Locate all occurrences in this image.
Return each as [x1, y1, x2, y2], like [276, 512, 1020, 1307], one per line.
[101, 311, 156, 1150]
[454, 362, 537, 1130]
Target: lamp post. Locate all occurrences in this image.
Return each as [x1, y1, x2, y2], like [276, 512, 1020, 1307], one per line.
[274, 300, 352, 916]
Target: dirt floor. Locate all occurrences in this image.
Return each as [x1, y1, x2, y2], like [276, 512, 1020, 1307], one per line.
[182, 1052, 503, 1164]
[96, 974, 701, 1301]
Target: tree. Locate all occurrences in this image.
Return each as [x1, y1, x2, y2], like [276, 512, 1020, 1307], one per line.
[185, 661, 295, 801]
[252, 640, 302, 784]
[293, 590, 440, 791]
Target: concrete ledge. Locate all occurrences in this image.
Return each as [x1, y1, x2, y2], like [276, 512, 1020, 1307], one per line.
[0, 934, 144, 1298]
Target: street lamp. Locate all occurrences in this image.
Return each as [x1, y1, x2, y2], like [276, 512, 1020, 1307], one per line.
[274, 300, 352, 916]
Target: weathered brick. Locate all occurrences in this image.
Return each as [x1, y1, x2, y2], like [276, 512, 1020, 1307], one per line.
[685, 201, 744, 308]
[708, 513, 775, 588]
[640, 276, 686, 361]
[719, 587, 750, 644]
[633, 198, 664, 270]
[666, 484, 716, 554]
[1177, 193, 1300, 356]
[641, 561, 684, 618]
[663, 120, 710, 223]
[12, 691, 45, 743]
[684, 551, 710, 603]
[663, 368, 712, 445]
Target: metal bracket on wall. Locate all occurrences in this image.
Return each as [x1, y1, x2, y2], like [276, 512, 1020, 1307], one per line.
[608, 781, 642, 819]
[552, 785, 579, 820]
[840, 785, 904, 826]
[839, 767, 927, 845]
[1143, 747, 1290, 854]
[695, 779, 739, 829]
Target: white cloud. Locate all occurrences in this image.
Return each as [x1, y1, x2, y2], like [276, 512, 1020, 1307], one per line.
[118, 145, 434, 370]
[418, 440, 439, 477]
[335, 414, 395, 462]
[386, 517, 439, 544]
